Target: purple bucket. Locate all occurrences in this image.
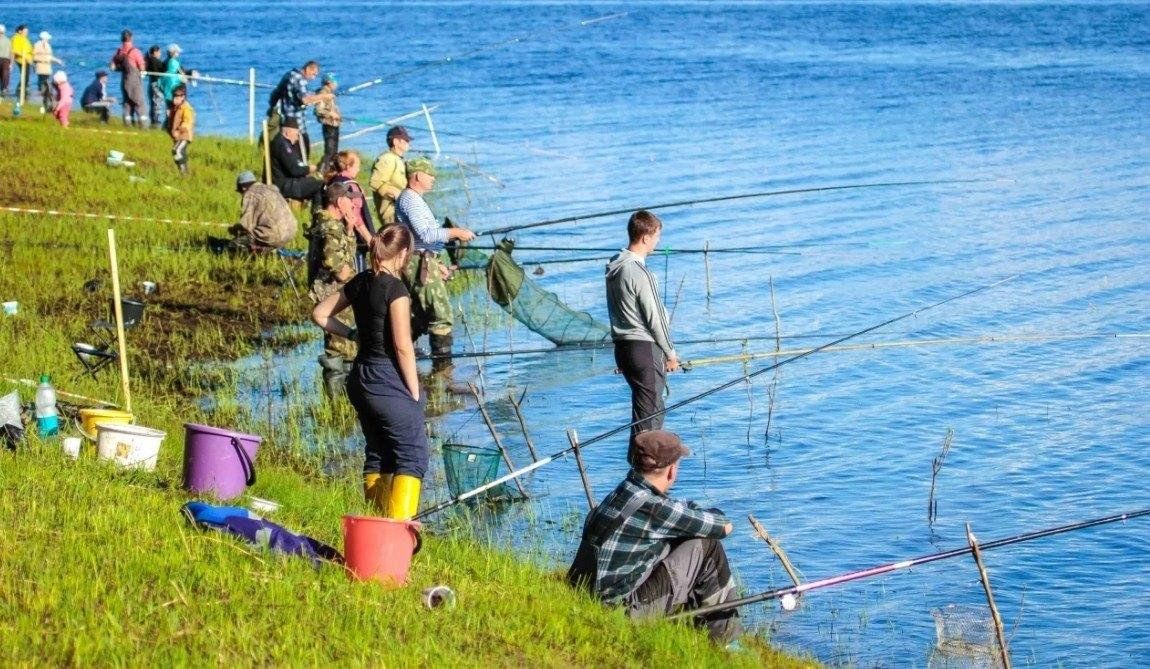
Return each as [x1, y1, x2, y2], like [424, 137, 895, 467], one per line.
[182, 423, 262, 501]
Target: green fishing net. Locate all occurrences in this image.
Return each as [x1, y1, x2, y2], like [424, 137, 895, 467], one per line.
[485, 238, 611, 346]
[442, 443, 517, 501]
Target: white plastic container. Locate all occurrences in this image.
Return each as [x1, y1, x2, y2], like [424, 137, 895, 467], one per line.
[96, 423, 165, 470]
[34, 374, 59, 437]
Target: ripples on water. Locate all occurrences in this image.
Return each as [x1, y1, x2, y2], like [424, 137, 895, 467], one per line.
[17, 1, 1149, 664]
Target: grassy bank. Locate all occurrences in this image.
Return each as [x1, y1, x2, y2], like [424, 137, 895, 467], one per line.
[0, 110, 813, 666]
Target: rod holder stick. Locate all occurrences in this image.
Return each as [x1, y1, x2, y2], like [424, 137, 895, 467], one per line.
[106, 229, 132, 413]
[423, 103, 441, 157]
[507, 390, 540, 462]
[19, 59, 27, 106]
[748, 514, 802, 588]
[470, 383, 528, 498]
[261, 119, 272, 185]
[567, 429, 595, 509]
[966, 523, 1011, 669]
[703, 240, 711, 301]
[248, 68, 256, 144]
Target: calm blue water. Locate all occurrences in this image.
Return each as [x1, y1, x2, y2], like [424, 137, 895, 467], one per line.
[14, 2, 1150, 665]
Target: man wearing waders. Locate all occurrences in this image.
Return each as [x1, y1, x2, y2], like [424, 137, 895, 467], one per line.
[394, 157, 476, 374]
[605, 210, 680, 460]
[568, 430, 741, 643]
[308, 181, 362, 399]
[110, 30, 145, 126]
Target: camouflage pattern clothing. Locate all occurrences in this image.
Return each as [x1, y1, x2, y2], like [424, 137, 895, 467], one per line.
[403, 250, 453, 338]
[231, 183, 298, 250]
[308, 210, 358, 361]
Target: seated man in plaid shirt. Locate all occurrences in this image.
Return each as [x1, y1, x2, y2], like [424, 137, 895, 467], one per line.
[575, 430, 741, 642]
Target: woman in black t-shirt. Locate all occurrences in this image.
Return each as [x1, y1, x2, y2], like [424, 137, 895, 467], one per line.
[312, 226, 428, 519]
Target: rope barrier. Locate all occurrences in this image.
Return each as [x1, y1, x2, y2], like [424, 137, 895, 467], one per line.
[0, 205, 229, 228]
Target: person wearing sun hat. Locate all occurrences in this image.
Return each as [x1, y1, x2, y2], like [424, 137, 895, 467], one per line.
[32, 30, 64, 112]
[313, 72, 342, 174]
[567, 430, 741, 643]
[394, 156, 476, 372]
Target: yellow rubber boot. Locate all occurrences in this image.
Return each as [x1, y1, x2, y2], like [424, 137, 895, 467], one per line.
[363, 473, 393, 513]
[387, 475, 422, 520]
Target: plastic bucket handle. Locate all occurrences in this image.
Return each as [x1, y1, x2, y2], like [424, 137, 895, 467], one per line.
[231, 436, 256, 487]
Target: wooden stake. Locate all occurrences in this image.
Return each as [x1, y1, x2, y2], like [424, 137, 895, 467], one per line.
[748, 514, 802, 587]
[966, 523, 1011, 669]
[567, 429, 596, 509]
[470, 383, 527, 498]
[106, 229, 132, 413]
[507, 389, 539, 462]
[703, 240, 711, 301]
[261, 119, 272, 185]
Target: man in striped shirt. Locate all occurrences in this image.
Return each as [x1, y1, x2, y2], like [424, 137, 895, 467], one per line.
[605, 210, 680, 457]
[577, 430, 741, 642]
[395, 156, 476, 370]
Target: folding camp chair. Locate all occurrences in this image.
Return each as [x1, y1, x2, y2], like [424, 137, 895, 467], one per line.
[71, 299, 146, 378]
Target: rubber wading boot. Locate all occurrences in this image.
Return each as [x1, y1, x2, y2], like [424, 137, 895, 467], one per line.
[363, 473, 393, 513]
[387, 475, 422, 520]
[429, 333, 454, 375]
[318, 354, 350, 400]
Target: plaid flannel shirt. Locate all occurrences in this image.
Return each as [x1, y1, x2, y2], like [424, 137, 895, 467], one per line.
[272, 68, 310, 131]
[589, 470, 730, 603]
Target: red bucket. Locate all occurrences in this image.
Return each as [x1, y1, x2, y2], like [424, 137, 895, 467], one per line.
[342, 515, 422, 586]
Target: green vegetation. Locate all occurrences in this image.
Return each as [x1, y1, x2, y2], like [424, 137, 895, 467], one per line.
[0, 110, 814, 666]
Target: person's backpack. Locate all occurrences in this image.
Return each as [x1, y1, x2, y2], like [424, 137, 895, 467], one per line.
[566, 493, 648, 593]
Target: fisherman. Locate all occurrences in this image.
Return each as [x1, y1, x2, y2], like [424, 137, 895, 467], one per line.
[158, 44, 191, 106]
[32, 31, 63, 112]
[313, 73, 341, 174]
[605, 210, 680, 455]
[10, 25, 33, 100]
[568, 430, 741, 643]
[307, 180, 363, 399]
[109, 29, 145, 126]
[228, 171, 298, 252]
[268, 117, 324, 208]
[80, 70, 115, 123]
[0, 25, 11, 99]
[394, 156, 476, 372]
[143, 45, 166, 128]
[266, 60, 331, 155]
[369, 125, 412, 226]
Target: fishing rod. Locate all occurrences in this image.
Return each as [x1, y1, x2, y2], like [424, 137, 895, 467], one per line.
[415, 274, 1017, 519]
[416, 331, 874, 362]
[476, 178, 1003, 237]
[346, 12, 629, 94]
[671, 507, 1150, 620]
[682, 332, 1150, 370]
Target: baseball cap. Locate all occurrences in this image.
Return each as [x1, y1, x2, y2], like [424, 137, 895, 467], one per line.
[406, 156, 436, 177]
[324, 180, 354, 206]
[322, 73, 338, 85]
[167, 43, 181, 55]
[235, 171, 257, 192]
[281, 117, 300, 129]
[96, 69, 108, 78]
[631, 430, 690, 472]
[40, 31, 52, 41]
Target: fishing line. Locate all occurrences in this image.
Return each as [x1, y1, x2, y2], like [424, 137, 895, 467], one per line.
[345, 12, 629, 95]
[414, 274, 1018, 519]
[476, 178, 1005, 237]
[670, 507, 1150, 620]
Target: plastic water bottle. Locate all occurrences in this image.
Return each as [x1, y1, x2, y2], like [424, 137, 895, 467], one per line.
[35, 374, 59, 437]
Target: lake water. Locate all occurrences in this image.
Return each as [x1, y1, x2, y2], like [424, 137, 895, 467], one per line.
[13, 1, 1150, 665]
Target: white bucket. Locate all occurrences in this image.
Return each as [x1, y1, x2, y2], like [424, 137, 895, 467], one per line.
[96, 423, 165, 470]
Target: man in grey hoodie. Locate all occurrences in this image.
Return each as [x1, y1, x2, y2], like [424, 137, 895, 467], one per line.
[605, 210, 680, 456]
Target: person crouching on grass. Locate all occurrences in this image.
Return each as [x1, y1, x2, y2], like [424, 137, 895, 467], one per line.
[168, 84, 195, 175]
[312, 226, 428, 520]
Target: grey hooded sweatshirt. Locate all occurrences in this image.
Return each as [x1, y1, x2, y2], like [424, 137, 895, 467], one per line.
[604, 249, 676, 360]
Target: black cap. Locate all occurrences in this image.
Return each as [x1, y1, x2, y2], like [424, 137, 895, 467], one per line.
[387, 125, 411, 142]
[281, 117, 300, 129]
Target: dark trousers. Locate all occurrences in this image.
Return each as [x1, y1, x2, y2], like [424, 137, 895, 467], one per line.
[319, 124, 339, 174]
[625, 538, 742, 643]
[84, 103, 112, 123]
[148, 81, 165, 126]
[347, 361, 429, 479]
[37, 74, 53, 108]
[614, 340, 667, 448]
[0, 58, 10, 94]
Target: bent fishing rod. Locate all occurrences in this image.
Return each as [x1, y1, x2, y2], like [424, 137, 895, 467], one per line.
[415, 274, 1018, 519]
[670, 507, 1150, 620]
[346, 12, 629, 94]
[476, 178, 1005, 237]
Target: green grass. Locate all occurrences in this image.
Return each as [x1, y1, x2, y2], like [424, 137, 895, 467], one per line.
[0, 109, 815, 666]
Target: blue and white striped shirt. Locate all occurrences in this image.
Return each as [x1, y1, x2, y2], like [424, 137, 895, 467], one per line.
[395, 189, 447, 252]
